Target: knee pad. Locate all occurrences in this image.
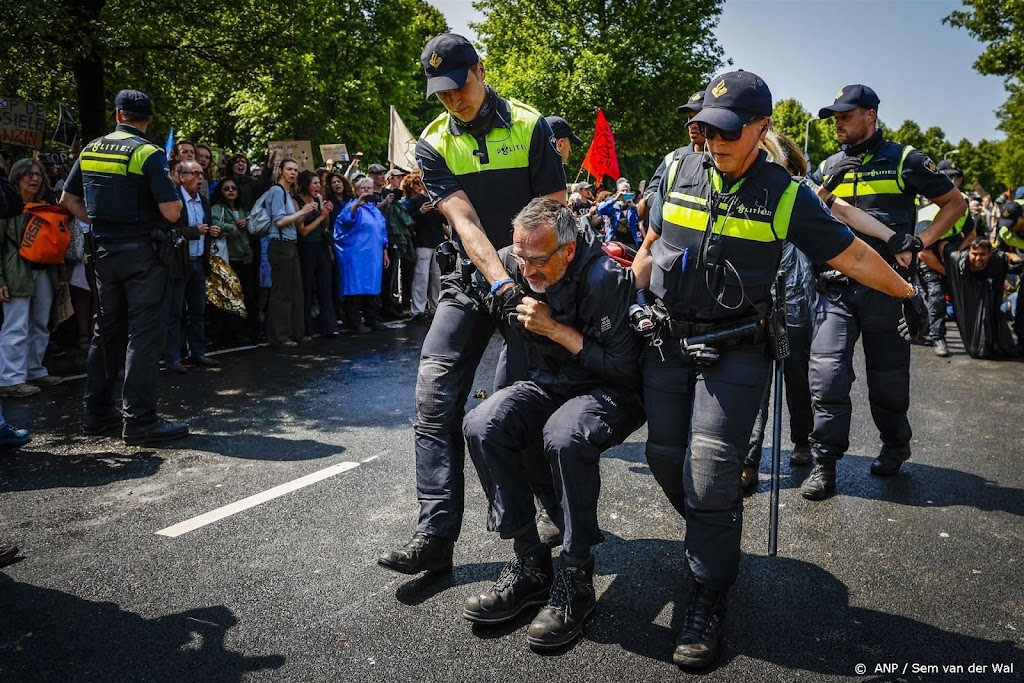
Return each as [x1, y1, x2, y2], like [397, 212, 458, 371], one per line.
[415, 356, 462, 431]
[685, 433, 742, 512]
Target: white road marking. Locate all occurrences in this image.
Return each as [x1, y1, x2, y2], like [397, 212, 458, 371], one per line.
[62, 343, 269, 382]
[156, 461, 360, 537]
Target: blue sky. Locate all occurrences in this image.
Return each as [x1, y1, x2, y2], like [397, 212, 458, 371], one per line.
[432, 0, 1007, 144]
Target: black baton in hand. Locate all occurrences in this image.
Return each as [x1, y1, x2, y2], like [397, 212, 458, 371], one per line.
[768, 358, 784, 556]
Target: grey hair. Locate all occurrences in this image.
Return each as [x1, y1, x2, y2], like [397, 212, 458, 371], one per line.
[9, 158, 50, 201]
[513, 197, 577, 246]
[355, 176, 374, 190]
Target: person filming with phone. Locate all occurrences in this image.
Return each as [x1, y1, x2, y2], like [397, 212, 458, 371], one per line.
[597, 177, 642, 247]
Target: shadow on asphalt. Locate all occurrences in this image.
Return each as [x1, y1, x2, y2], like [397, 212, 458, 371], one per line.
[393, 561, 506, 607]
[0, 449, 163, 493]
[742, 453, 1024, 517]
[0, 574, 284, 681]
[583, 537, 1022, 674]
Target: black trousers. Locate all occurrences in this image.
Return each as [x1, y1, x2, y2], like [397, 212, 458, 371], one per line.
[266, 240, 304, 344]
[414, 272, 559, 541]
[644, 336, 770, 590]
[84, 241, 169, 424]
[745, 324, 813, 466]
[465, 381, 644, 557]
[917, 263, 948, 341]
[299, 240, 337, 336]
[808, 282, 911, 465]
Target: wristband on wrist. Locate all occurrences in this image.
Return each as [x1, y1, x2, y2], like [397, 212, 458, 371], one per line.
[825, 194, 836, 209]
[903, 285, 916, 299]
[490, 277, 514, 295]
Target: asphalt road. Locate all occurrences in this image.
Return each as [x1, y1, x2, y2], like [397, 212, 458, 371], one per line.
[0, 324, 1021, 682]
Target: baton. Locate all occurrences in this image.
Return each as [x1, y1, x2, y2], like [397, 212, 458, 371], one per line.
[768, 357, 784, 556]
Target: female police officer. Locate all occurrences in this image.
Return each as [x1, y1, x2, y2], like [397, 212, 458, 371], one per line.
[633, 70, 927, 670]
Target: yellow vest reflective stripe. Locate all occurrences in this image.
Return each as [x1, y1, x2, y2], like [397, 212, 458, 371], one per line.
[829, 145, 913, 199]
[998, 225, 1024, 250]
[421, 101, 539, 175]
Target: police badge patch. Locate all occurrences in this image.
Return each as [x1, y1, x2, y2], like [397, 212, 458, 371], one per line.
[549, 135, 559, 152]
[923, 158, 938, 173]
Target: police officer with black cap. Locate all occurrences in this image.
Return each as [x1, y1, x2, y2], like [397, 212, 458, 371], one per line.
[634, 70, 925, 670]
[377, 33, 566, 575]
[638, 90, 706, 234]
[60, 89, 189, 446]
[803, 85, 966, 499]
[915, 159, 975, 357]
[995, 200, 1024, 349]
[544, 115, 583, 166]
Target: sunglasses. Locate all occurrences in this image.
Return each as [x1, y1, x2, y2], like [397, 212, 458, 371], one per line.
[222, 186, 238, 191]
[697, 118, 763, 142]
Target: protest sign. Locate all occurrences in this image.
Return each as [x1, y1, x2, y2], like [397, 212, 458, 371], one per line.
[319, 144, 349, 165]
[0, 98, 46, 149]
[268, 140, 314, 171]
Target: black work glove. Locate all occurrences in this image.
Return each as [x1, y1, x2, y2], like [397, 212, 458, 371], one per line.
[823, 155, 862, 192]
[887, 233, 923, 256]
[898, 291, 928, 341]
[489, 282, 524, 327]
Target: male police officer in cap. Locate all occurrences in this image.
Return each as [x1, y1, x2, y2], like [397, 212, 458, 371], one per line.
[634, 70, 925, 669]
[803, 85, 966, 499]
[915, 159, 976, 358]
[60, 89, 189, 446]
[544, 115, 583, 166]
[639, 90, 706, 229]
[462, 197, 644, 650]
[994, 200, 1024, 350]
[377, 33, 566, 575]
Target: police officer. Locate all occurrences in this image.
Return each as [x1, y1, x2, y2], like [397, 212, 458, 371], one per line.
[994, 200, 1024, 350]
[634, 70, 925, 669]
[60, 90, 189, 446]
[640, 90, 707, 218]
[462, 198, 644, 650]
[544, 115, 583, 166]
[377, 34, 566, 575]
[914, 159, 975, 357]
[803, 85, 966, 499]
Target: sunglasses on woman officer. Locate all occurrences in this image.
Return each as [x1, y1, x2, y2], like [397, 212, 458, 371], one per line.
[697, 118, 765, 142]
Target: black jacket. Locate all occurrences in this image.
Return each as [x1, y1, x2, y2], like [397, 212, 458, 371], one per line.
[0, 170, 23, 220]
[509, 228, 642, 397]
[172, 186, 212, 276]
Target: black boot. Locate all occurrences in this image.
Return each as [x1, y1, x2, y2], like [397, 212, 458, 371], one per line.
[870, 445, 910, 476]
[673, 583, 726, 669]
[123, 417, 189, 446]
[462, 544, 552, 624]
[377, 532, 454, 575]
[800, 462, 836, 500]
[527, 554, 597, 650]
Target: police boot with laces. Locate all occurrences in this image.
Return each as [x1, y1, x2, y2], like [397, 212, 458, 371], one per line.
[527, 553, 596, 650]
[377, 532, 454, 575]
[800, 462, 836, 500]
[463, 544, 552, 624]
[673, 583, 727, 669]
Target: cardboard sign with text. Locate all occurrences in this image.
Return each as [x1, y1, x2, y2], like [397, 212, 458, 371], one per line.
[0, 97, 46, 149]
[319, 144, 349, 165]
[268, 140, 314, 171]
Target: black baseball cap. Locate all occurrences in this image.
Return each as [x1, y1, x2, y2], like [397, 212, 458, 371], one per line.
[676, 90, 705, 115]
[545, 116, 583, 145]
[998, 200, 1022, 228]
[113, 89, 153, 117]
[936, 159, 962, 177]
[818, 84, 880, 119]
[690, 71, 772, 132]
[421, 33, 480, 98]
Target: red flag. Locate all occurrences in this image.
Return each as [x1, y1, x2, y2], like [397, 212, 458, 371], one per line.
[581, 109, 620, 184]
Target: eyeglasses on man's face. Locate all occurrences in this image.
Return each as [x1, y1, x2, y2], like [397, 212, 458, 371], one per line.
[512, 242, 566, 268]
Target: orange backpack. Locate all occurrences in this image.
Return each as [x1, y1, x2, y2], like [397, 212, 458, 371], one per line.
[19, 202, 71, 265]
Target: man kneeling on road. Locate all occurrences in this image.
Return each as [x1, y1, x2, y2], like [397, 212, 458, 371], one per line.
[462, 198, 645, 650]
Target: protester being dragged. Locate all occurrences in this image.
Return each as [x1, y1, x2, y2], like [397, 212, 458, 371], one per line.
[0, 159, 67, 397]
[294, 170, 338, 338]
[401, 170, 447, 323]
[211, 179, 256, 344]
[334, 176, 388, 333]
[946, 237, 1023, 359]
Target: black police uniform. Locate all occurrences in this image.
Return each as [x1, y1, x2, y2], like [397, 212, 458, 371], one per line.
[810, 129, 953, 469]
[64, 123, 179, 426]
[464, 233, 644, 557]
[646, 150, 855, 590]
[410, 91, 566, 544]
[995, 201, 1024, 347]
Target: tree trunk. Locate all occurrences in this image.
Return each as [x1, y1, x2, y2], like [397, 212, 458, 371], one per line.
[72, 0, 108, 143]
